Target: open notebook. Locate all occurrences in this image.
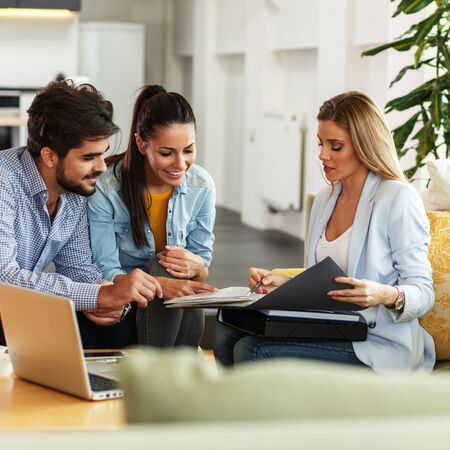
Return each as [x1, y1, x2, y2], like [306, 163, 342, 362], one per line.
[165, 286, 264, 308]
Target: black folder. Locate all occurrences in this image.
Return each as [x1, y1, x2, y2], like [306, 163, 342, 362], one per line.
[218, 309, 367, 341]
[217, 257, 368, 341]
[244, 257, 365, 312]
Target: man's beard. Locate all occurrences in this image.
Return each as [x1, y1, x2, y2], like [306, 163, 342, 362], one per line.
[56, 163, 101, 197]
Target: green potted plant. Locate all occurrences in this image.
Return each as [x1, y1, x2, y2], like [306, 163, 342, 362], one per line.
[362, 0, 449, 179]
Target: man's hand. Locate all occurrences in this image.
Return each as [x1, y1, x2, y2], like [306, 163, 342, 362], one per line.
[83, 307, 124, 326]
[158, 246, 208, 281]
[155, 276, 217, 300]
[97, 268, 163, 310]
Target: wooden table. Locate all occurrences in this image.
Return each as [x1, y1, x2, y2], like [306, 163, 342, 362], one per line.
[0, 350, 215, 431]
[0, 374, 125, 430]
[0, 365, 125, 431]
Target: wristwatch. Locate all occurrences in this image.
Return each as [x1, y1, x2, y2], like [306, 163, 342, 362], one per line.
[118, 302, 132, 323]
[387, 287, 405, 312]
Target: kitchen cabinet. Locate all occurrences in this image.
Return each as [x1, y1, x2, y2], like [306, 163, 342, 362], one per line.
[0, 0, 80, 10]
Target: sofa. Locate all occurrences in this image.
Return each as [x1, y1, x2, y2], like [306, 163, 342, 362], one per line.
[419, 210, 450, 367]
[3, 347, 450, 450]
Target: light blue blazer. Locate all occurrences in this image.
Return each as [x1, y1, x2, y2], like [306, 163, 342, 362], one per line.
[307, 171, 435, 373]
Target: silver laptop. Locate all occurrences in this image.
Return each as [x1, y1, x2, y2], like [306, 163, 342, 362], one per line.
[0, 282, 123, 401]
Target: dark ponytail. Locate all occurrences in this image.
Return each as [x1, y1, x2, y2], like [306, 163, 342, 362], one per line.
[105, 85, 196, 248]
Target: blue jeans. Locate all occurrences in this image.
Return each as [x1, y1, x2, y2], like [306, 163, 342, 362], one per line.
[213, 323, 368, 368]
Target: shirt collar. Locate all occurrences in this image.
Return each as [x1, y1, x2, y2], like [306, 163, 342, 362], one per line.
[174, 175, 188, 195]
[21, 149, 48, 197]
[360, 171, 381, 202]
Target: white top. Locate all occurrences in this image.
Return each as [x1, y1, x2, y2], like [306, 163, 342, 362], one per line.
[316, 226, 353, 274]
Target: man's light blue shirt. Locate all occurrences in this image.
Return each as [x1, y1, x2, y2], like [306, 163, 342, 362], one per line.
[87, 161, 216, 282]
[0, 147, 102, 310]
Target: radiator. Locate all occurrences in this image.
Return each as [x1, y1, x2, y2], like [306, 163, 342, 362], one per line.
[260, 110, 305, 212]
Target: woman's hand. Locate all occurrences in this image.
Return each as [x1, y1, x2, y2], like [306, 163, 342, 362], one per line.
[158, 246, 207, 280]
[248, 267, 290, 294]
[155, 276, 217, 300]
[328, 277, 398, 308]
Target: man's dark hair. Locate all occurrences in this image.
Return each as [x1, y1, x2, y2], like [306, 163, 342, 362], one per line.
[26, 80, 119, 159]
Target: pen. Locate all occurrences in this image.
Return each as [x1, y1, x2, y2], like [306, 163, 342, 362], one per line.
[246, 275, 269, 296]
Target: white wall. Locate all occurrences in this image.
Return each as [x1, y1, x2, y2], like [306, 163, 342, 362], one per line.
[0, 13, 78, 88]
[77, 0, 426, 239]
[218, 55, 245, 212]
[162, 0, 426, 239]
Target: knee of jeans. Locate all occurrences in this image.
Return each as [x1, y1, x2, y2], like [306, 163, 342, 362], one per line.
[213, 324, 237, 366]
[183, 308, 204, 324]
[233, 335, 264, 363]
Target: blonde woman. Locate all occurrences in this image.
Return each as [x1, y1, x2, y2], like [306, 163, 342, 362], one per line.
[214, 91, 435, 373]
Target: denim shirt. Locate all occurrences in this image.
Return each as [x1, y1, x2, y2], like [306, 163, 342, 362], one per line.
[87, 161, 216, 282]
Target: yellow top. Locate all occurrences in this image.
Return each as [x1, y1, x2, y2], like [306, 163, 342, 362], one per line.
[146, 188, 174, 253]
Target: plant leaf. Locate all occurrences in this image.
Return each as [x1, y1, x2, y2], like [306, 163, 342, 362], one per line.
[392, 111, 421, 150]
[431, 92, 443, 127]
[414, 40, 428, 66]
[414, 10, 441, 43]
[385, 82, 434, 111]
[361, 37, 414, 56]
[403, 0, 435, 15]
[390, 58, 434, 87]
[404, 166, 419, 180]
[395, 22, 419, 38]
[444, 128, 450, 158]
[385, 75, 449, 112]
[434, 73, 450, 92]
[413, 123, 434, 163]
[437, 39, 450, 70]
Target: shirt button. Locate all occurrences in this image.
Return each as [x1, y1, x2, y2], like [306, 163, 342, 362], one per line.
[125, 229, 129, 233]
[168, 210, 172, 214]
[147, 229, 151, 233]
[168, 233, 172, 237]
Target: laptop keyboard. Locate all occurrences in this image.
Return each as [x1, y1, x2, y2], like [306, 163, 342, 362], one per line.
[88, 373, 117, 392]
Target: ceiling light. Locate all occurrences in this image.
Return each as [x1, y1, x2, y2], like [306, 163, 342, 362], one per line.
[0, 8, 76, 18]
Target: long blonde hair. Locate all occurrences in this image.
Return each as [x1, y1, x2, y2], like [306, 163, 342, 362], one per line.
[317, 91, 406, 183]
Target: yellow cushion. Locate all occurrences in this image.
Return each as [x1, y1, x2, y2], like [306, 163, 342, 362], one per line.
[272, 268, 306, 277]
[419, 211, 450, 360]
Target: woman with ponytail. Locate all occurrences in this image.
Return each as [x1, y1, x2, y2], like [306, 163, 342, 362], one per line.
[87, 85, 217, 347]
